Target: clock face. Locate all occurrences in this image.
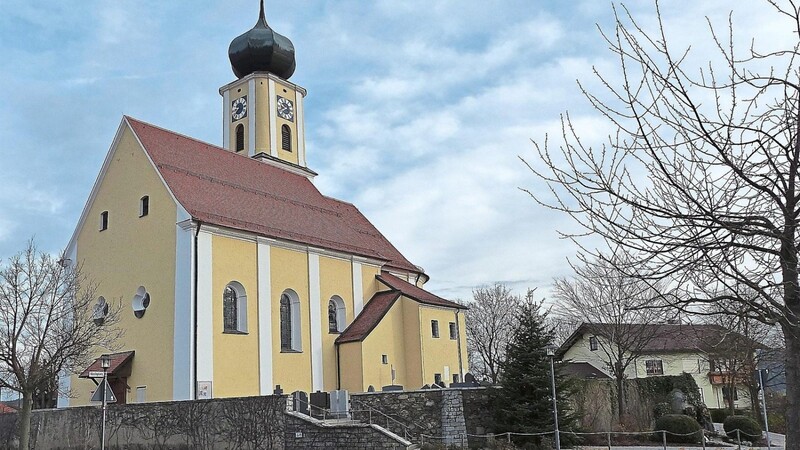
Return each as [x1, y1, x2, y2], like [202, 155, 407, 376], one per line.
[231, 96, 247, 121]
[277, 96, 294, 121]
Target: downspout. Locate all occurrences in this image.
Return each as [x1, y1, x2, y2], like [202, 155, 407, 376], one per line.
[336, 343, 342, 390]
[193, 222, 201, 399]
[455, 309, 464, 382]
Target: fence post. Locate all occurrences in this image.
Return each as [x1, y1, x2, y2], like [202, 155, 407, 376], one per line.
[700, 429, 706, 450]
[737, 429, 741, 450]
[607, 431, 612, 450]
[507, 432, 512, 443]
[662, 430, 667, 450]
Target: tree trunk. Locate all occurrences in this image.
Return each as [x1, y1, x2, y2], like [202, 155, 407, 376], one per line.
[785, 331, 800, 450]
[17, 390, 32, 450]
[616, 376, 625, 420]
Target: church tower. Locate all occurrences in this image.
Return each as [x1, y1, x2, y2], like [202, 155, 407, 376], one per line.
[219, 1, 312, 176]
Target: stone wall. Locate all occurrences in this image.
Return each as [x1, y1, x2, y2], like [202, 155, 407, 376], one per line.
[0, 395, 286, 449]
[284, 412, 410, 449]
[350, 387, 492, 447]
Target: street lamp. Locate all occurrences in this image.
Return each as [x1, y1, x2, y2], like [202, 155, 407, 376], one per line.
[545, 345, 561, 450]
[100, 354, 111, 450]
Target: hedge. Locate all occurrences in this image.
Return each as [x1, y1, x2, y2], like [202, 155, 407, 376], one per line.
[654, 414, 702, 444]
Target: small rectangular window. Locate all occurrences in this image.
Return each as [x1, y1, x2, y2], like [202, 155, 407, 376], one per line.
[589, 336, 598, 351]
[381, 354, 388, 365]
[99, 211, 109, 231]
[645, 359, 664, 376]
[431, 320, 439, 338]
[449, 322, 457, 340]
[139, 196, 150, 217]
[136, 386, 146, 403]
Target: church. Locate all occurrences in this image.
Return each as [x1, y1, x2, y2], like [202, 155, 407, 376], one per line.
[60, 2, 468, 406]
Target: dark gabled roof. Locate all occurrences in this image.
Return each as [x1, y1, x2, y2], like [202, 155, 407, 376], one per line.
[336, 290, 401, 344]
[561, 362, 611, 380]
[125, 117, 418, 273]
[376, 272, 467, 310]
[558, 322, 766, 359]
[80, 351, 135, 378]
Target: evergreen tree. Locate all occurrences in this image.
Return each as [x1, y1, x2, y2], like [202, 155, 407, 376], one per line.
[492, 294, 578, 448]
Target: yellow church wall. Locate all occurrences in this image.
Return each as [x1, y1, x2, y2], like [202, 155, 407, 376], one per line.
[72, 124, 177, 405]
[338, 342, 364, 392]
[361, 264, 381, 303]
[319, 255, 354, 391]
[210, 234, 260, 397]
[401, 297, 424, 389]
[255, 79, 270, 153]
[419, 306, 466, 386]
[274, 82, 299, 165]
[270, 246, 312, 392]
[361, 300, 408, 390]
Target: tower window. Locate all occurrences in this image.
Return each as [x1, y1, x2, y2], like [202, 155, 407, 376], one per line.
[139, 196, 149, 217]
[431, 320, 440, 338]
[281, 124, 292, 152]
[235, 124, 245, 152]
[449, 322, 457, 340]
[99, 211, 109, 231]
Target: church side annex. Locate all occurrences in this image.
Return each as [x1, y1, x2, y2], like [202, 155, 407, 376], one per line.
[61, 2, 468, 407]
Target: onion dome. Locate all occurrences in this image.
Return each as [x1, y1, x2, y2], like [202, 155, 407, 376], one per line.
[228, 1, 296, 80]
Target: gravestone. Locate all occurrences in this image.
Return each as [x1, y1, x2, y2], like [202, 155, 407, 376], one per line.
[669, 389, 687, 414]
[367, 385, 375, 392]
[292, 391, 309, 415]
[381, 385, 403, 392]
[329, 390, 349, 419]
[309, 391, 330, 419]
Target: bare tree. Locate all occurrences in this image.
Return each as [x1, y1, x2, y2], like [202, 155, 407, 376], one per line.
[700, 298, 781, 417]
[553, 256, 668, 419]
[527, 2, 800, 447]
[0, 241, 121, 449]
[464, 283, 521, 384]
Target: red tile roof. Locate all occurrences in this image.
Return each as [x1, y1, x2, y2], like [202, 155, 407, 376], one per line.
[80, 351, 135, 378]
[376, 272, 467, 310]
[336, 290, 401, 344]
[125, 117, 418, 273]
[0, 403, 16, 414]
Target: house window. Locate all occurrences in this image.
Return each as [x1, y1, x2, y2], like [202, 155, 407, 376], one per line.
[280, 290, 301, 351]
[431, 320, 440, 338]
[449, 322, 457, 340]
[328, 296, 346, 333]
[645, 359, 664, 376]
[281, 124, 292, 151]
[722, 386, 738, 401]
[223, 282, 247, 333]
[235, 124, 245, 152]
[139, 196, 149, 217]
[382, 355, 388, 365]
[100, 211, 109, 231]
[589, 336, 598, 351]
[136, 386, 146, 403]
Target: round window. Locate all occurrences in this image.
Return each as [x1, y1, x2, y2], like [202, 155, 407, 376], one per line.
[132, 286, 151, 319]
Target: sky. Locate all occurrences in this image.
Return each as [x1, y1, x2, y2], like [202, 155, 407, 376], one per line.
[0, 1, 792, 302]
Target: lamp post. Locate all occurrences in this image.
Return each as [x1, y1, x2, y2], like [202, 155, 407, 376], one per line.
[100, 354, 111, 450]
[757, 369, 771, 450]
[545, 345, 561, 450]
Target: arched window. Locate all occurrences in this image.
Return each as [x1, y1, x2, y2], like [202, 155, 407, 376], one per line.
[281, 124, 292, 152]
[235, 124, 245, 152]
[280, 289, 301, 351]
[328, 296, 346, 333]
[223, 282, 247, 333]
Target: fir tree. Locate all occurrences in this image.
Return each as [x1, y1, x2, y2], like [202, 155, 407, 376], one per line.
[492, 294, 578, 448]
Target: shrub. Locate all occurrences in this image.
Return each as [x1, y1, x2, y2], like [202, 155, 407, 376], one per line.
[723, 415, 762, 442]
[709, 408, 728, 423]
[653, 402, 671, 419]
[654, 414, 702, 444]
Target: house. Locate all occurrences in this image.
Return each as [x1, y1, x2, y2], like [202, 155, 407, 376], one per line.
[59, 2, 468, 407]
[558, 322, 765, 410]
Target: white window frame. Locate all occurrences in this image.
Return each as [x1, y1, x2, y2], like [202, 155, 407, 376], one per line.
[223, 281, 248, 333]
